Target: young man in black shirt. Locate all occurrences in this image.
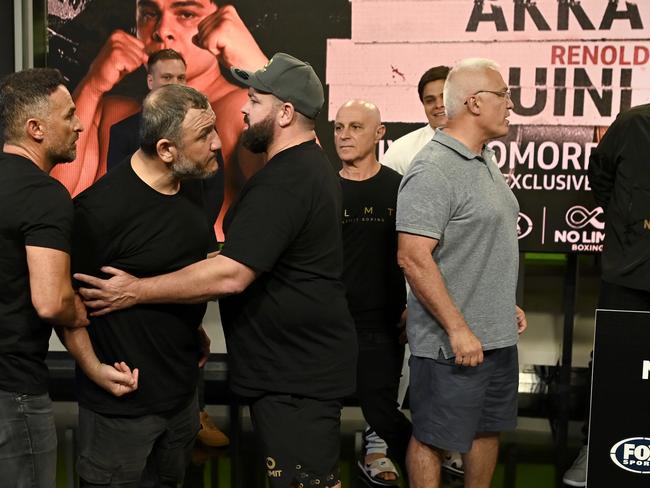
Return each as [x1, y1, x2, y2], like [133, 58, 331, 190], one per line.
[74, 52, 357, 488]
[63, 84, 221, 487]
[0, 68, 95, 487]
[335, 99, 411, 485]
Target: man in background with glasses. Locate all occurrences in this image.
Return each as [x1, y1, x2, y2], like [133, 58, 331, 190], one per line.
[396, 58, 527, 488]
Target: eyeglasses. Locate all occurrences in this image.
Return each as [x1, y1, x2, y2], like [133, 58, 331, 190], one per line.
[464, 89, 511, 105]
[476, 89, 511, 99]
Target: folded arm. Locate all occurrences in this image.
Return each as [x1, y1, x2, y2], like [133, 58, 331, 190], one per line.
[60, 327, 139, 397]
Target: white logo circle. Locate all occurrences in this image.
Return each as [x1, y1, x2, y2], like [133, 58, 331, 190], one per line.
[517, 212, 533, 239]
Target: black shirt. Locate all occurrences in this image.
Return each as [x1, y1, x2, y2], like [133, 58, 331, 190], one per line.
[107, 111, 224, 225]
[220, 140, 357, 399]
[0, 153, 73, 394]
[589, 104, 650, 291]
[107, 112, 141, 172]
[340, 165, 406, 330]
[72, 161, 215, 415]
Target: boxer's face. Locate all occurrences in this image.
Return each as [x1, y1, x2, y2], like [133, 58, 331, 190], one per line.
[136, 0, 218, 81]
[240, 88, 279, 154]
[171, 106, 220, 178]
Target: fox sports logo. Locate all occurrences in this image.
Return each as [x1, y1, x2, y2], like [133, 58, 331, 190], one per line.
[610, 437, 650, 473]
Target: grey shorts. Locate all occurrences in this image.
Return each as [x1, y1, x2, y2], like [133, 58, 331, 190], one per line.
[409, 345, 518, 453]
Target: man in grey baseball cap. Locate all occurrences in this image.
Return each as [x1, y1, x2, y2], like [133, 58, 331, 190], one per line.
[225, 51, 355, 488]
[231, 52, 324, 120]
[73, 52, 357, 488]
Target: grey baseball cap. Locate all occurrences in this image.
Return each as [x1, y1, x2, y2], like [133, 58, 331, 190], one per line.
[231, 52, 324, 120]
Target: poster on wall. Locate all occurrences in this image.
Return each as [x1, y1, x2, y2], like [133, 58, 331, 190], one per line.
[47, 0, 351, 240]
[47, 0, 650, 249]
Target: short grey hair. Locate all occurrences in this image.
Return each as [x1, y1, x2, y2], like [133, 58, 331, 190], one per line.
[443, 58, 501, 119]
[140, 84, 210, 156]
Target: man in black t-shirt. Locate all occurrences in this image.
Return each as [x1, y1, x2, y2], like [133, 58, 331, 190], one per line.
[0, 68, 96, 487]
[335, 99, 411, 485]
[63, 84, 221, 487]
[106, 46, 228, 450]
[74, 53, 357, 488]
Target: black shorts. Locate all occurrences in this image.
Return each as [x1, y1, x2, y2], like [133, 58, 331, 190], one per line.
[409, 345, 518, 453]
[250, 393, 342, 487]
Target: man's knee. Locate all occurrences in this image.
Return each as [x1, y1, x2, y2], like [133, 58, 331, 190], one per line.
[408, 435, 445, 458]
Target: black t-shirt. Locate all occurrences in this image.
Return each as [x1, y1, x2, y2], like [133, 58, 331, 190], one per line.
[107, 112, 141, 172]
[0, 153, 73, 394]
[220, 140, 357, 399]
[72, 161, 215, 416]
[107, 111, 224, 225]
[340, 165, 406, 330]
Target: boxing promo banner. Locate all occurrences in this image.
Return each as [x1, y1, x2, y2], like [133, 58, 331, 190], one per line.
[47, 1, 650, 249]
[587, 310, 650, 487]
[328, 0, 650, 253]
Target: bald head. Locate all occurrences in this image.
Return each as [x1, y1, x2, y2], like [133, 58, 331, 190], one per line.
[334, 99, 385, 166]
[337, 99, 382, 125]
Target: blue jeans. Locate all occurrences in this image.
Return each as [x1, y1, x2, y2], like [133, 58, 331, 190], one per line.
[0, 389, 57, 488]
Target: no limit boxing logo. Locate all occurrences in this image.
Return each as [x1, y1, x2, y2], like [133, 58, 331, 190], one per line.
[565, 206, 605, 230]
[517, 212, 533, 240]
[554, 205, 605, 251]
[610, 438, 650, 473]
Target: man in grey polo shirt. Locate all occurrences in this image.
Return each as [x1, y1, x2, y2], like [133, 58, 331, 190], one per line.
[396, 58, 527, 488]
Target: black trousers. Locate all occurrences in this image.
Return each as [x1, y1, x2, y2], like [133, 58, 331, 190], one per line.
[356, 329, 412, 469]
[582, 280, 650, 443]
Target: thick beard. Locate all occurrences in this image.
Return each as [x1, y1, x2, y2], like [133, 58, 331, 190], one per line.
[171, 152, 216, 180]
[241, 114, 274, 154]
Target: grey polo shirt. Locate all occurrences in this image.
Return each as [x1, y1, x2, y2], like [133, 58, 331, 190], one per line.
[396, 130, 520, 359]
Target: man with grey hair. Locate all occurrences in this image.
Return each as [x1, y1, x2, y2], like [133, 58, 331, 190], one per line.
[73, 53, 357, 488]
[63, 83, 221, 487]
[0, 68, 95, 487]
[396, 58, 527, 487]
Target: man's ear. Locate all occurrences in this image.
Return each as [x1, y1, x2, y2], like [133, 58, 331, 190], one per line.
[466, 96, 481, 115]
[375, 123, 386, 143]
[277, 102, 296, 128]
[26, 118, 45, 142]
[156, 138, 176, 164]
[146, 74, 154, 91]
